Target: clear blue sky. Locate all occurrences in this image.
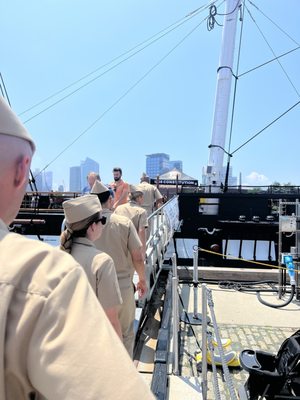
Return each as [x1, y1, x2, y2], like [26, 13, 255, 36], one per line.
[2, 0, 300, 189]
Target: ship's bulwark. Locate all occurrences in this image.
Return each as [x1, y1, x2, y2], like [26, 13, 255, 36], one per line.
[14, 190, 300, 266]
[176, 191, 299, 267]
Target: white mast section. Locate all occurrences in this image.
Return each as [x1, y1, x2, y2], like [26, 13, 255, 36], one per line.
[205, 0, 241, 191]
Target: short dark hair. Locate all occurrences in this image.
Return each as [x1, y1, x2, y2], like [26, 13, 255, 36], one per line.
[113, 167, 122, 175]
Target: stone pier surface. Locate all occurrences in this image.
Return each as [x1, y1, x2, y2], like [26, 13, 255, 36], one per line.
[178, 283, 300, 400]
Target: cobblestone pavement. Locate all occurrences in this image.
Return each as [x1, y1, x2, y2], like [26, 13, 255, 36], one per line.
[180, 322, 297, 399]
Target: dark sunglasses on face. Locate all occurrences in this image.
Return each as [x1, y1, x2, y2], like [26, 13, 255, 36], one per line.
[95, 216, 106, 226]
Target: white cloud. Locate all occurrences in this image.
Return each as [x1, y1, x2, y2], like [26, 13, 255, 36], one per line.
[244, 171, 271, 186]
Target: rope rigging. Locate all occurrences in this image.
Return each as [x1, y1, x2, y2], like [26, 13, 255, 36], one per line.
[20, 0, 218, 123]
[238, 45, 300, 78]
[231, 100, 300, 156]
[247, 0, 300, 47]
[35, 15, 208, 177]
[227, 0, 245, 159]
[0, 73, 11, 107]
[206, 0, 241, 31]
[207, 0, 300, 160]
[245, 3, 300, 99]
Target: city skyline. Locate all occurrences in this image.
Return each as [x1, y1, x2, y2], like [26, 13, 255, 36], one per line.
[31, 153, 185, 191]
[30, 154, 293, 192]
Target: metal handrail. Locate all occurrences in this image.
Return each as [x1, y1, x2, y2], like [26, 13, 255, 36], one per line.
[142, 196, 179, 304]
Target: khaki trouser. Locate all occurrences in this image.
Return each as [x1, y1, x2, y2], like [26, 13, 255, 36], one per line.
[118, 283, 136, 358]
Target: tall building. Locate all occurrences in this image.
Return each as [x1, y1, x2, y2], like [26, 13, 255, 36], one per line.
[69, 166, 81, 192]
[146, 153, 170, 178]
[168, 160, 182, 172]
[28, 168, 43, 191]
[80, 157, 99, 191]
[43, 171, 53, 191]
[26, 169, 53, 192]
[146, 153, 184, 178]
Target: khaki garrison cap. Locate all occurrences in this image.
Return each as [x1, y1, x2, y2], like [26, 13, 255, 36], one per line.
[91, 180, 109, 194]
[0, 96, 36, 152]
[129, 184, 143, 196]
[63, 195, 101, 224]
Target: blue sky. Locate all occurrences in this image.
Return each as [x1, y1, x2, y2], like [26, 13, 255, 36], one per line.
[2, 0, 300, 189]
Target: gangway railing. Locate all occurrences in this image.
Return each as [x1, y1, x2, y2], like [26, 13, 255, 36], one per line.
[140, 196, 179, 305]
[166, 250, 240, 400]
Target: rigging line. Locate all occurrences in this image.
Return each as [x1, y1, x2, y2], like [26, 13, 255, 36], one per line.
[215, 0, 242, 16]
[208, 0, 240, 30]
[197, 247, 287, 270]
[0, 73, 11, 107]
[22, 8, 209, 125]
[245, 5, 300, 99]
[238, 46, 300, 78]
[0, 84, 5, 98]
[227, 1, 244, 155]
[36, 19, 205, 176]
[231, 100, 300, 156]
[206, 0, 227, 31]
[247, 0, 300, 47]
[19, 0, 214, 118]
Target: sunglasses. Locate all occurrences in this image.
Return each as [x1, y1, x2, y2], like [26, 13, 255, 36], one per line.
[95, 216, 106, 226]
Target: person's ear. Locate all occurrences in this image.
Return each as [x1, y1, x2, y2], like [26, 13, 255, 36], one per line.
[14, 155, 30, 188]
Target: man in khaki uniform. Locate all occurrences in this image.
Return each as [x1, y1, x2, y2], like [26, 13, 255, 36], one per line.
[91, 180, 147, 357]
[137, 173, 163, 216]
[0, 96, 155, 400]
[61, 195, 123, 338]
[114, 184, 148, 257]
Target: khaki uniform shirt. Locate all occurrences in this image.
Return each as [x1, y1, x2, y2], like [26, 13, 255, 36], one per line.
[0, 219, 154, 400]
[70, 237, 122, 309]
[137, 181, 163, 216]
[114, 201, 148, 232]
[94, 209, 142, 289]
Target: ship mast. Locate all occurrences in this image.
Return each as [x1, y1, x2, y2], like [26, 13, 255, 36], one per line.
[205, 0, 241, 192]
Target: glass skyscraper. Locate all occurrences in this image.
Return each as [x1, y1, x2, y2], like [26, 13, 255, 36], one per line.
[146, 153, 183, 178]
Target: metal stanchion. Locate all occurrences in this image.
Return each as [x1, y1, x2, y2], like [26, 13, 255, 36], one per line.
[193, 250, 199, 318]
[201, 284, 208, 400]
[207, 288, 238, 400]
[181, 250, 211, 325]
[172, 253, 179, 375]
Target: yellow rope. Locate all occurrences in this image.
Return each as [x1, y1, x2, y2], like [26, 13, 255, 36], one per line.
[197, 247, 287, 271]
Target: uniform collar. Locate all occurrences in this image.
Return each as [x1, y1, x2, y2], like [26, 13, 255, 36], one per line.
[102, 208, 113, 217]
[73, 237, 95, 248]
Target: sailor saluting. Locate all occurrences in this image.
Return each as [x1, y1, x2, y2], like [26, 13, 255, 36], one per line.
[0, 96, 155, 400]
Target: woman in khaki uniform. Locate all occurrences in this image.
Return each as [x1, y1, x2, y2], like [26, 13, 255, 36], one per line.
[60, 195, 122, 338]
[91, 180, 147, 358]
